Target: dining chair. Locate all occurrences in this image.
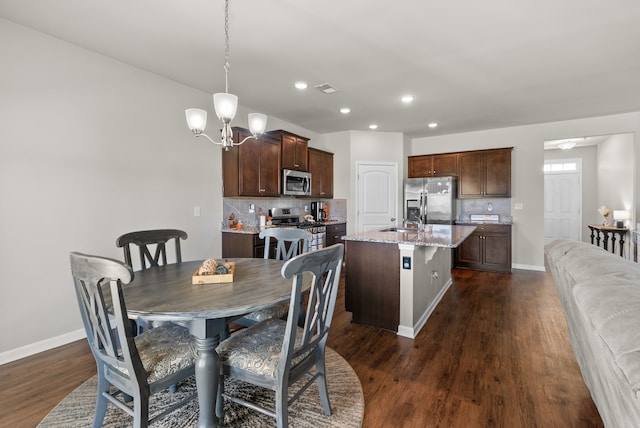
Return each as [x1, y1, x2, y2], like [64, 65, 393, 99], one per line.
[115, 229, 188, 271]
[116, 229, 188, 333]
[216, 243, 344, 428]
[234, 227, 312, 327]
[69, 252, 197, 428]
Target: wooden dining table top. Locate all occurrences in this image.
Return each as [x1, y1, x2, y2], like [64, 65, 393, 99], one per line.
[120, 258, 308, 322]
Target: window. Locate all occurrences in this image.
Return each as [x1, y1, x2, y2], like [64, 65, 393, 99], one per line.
[544, 160, 579, 173]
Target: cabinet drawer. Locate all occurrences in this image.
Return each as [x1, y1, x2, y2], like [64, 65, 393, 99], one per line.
[326, 223, 346, 246]
[326, 223, 346, 235]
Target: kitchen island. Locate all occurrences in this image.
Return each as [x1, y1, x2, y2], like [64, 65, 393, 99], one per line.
[343, 225, 476, 338]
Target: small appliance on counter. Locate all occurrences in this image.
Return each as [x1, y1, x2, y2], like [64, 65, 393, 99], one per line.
[310, 201, 326, 222]
[469, 214, 500, 223]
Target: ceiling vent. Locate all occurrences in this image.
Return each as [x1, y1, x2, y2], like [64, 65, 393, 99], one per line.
[315, 83, 338, 94]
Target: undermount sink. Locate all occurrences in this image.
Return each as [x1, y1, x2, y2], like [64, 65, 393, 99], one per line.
[379, 227, 417, 233]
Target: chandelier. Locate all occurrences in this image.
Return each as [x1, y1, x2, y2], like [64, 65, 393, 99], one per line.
[185, 0, 267, 150]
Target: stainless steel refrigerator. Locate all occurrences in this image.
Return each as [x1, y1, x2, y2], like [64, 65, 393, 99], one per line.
[404, 177, 457, 225]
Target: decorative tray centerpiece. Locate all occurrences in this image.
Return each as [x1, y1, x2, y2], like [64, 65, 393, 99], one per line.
[192, 259, 235, 284]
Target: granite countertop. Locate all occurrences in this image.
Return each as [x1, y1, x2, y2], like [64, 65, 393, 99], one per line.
[342, 224, 477, 248]
[221, 220, 347, 235]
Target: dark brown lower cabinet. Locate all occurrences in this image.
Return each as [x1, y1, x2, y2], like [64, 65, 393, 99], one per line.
[222, 232, 264, 258]
[325, 223, 346, 246]
[454, 223, 512, 272]
[344, 240, 400, 332]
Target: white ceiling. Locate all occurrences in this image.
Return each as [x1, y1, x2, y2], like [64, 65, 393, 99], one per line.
[3, 0, 640, 138]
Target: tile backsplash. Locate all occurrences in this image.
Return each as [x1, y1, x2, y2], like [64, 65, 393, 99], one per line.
[222, 198, 347, 229]
[457, 198, 512, 223]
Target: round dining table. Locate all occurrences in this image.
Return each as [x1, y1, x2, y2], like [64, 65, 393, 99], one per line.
[120, 258, 307, 428]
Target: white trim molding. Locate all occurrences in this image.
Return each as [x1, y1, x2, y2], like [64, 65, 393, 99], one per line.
[0, 328, 85, 365]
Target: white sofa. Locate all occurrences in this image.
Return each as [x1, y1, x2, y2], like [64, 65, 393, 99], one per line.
[545, 239, 640, 427]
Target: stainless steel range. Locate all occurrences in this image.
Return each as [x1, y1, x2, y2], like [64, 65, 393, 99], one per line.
[270, 207, 326, 251]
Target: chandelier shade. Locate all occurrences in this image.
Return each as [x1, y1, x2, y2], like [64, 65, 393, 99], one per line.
[213, 93, 238, 122]
[184, 0, 267, 150]
[185, 108, 208, 133]
[248, 113, 267, 136]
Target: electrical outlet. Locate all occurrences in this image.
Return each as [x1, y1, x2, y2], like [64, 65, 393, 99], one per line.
[514, 202, 524, 210]
[431, 270, 438, 280]
[193, 206, 201, 217]
[304, 205, 309, 213]
[402, 256, 411, 270]
[249, 203, 255, 213]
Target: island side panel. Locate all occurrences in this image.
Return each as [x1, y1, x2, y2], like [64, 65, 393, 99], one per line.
[345, 240, 400, 332]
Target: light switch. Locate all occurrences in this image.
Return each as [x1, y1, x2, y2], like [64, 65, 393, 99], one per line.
[193, 206, 201, 217]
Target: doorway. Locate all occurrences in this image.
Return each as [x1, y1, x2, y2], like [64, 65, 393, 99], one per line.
[544, 159, 582, 245]
[355, 162, 398, 233]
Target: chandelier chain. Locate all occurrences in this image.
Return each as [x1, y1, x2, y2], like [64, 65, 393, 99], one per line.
[224, 0, 230, 93]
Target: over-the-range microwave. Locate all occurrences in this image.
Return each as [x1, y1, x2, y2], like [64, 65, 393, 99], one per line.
[282, 169, 311, 196]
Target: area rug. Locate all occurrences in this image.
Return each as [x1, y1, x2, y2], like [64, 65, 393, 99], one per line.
[38, 347, 363, 427]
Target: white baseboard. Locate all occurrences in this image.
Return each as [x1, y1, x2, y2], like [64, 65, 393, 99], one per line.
[512, 263, 546, 272]
[0, 328, 86, 366]
[397, 278, 452, 339]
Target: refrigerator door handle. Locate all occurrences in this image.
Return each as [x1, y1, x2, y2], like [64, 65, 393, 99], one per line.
[419, 193, 425, 223]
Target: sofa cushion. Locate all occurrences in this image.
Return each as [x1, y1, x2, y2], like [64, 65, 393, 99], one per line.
[574, 278, 640, 396]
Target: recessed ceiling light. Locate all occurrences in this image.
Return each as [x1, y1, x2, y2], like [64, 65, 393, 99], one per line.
[369, 124, 378, 130]
[340, 107, 351, 114]
[294, 81, 308, 90]
[428, 122, 438, 128]
[401, 95, 414, 103]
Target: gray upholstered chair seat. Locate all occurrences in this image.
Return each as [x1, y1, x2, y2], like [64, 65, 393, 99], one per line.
[234, 228, 312, 328]
[217, 244, 344, 427]
[113, 323, 197, 384]
[217, 317, 312, 378]
[70, 252, 196, 427]
[236, 302, 290, 325]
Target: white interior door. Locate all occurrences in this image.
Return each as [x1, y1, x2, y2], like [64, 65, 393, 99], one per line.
[356, 162, 398, 232]
[544, 163, 582, 245]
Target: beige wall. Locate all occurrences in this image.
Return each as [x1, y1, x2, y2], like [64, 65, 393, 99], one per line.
[0, 19, 318, 361]
[318, 130, 405, 234]
[412, 115, 639, 269]
[4, 17, 640, 362]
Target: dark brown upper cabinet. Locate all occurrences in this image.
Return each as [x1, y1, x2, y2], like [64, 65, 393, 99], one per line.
[222, 127, 281, 197]
[458, 148, 512, 198]
[270, 130, 309, 172]
[408, 153, 458, 178]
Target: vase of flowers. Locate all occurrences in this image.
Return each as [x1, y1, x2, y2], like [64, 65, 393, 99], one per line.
[598, 205, 612, 226]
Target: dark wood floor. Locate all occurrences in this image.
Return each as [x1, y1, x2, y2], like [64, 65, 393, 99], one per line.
[0, 268, 604, 427]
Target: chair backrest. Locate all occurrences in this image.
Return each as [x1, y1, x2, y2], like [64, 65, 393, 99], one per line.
[69, 252, 146, 387]
[279, 243, 344, 374]
[259, 228, 312, 261]
[116, 229, 188, 270]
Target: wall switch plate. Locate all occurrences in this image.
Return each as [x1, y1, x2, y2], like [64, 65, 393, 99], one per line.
[514, 202, 524, 210]
[402, 256, 411, 270]
[193, 206, 201, 217]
